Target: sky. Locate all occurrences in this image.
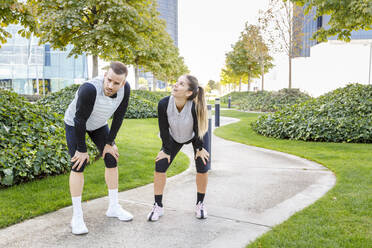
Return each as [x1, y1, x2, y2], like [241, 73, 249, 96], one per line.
[177, 0, 372, 96]
[178, 0, 270, 85]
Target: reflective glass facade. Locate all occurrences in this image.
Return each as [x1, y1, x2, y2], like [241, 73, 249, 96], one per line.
[140, 0, 178, 89]
[299, 10, 372, 57]
[157, 0, 178, 47]
[0, 25, 88, 95]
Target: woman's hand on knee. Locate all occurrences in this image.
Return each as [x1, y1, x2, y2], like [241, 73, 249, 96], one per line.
[156, 150, 170, 163]
[195, 148, 209, 165]
[102, 144, 119, 162]
[71, 151, 89, 171]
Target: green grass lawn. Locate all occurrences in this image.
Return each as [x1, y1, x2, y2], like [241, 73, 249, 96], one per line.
[207, 100, 234, 109]
[214, 110, 371, 248]
[0, 118, 189, 228]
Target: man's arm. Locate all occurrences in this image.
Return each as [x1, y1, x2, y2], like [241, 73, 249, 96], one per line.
[106, 82, 130, 145]
[74, 83, 96, 152]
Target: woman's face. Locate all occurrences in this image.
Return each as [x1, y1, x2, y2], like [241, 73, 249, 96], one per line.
[172, 75, 192, 99]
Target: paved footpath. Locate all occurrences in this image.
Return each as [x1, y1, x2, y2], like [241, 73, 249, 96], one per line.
[0, 116, 335, 248]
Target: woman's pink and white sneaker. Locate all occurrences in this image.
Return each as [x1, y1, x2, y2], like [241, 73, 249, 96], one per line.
[195, 201, 207, 219]
[147, 203, 164, 221]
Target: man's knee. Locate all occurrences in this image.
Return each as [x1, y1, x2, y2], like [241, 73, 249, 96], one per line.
[70, 161, 87, 173]
[104, 153, 117, 168]
[155, 158, 170, 173]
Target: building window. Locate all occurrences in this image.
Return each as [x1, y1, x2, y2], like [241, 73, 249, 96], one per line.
[0, 79, 12, 90]
[44, 44, 51, 66]
[317, 16, 323, 29]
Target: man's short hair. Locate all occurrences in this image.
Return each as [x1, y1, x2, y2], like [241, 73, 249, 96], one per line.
[110, 61, 128, 76]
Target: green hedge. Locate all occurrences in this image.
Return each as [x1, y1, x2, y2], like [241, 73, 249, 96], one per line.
[132, 90, 169, 104]
[252, 84, 372, 143]
[0, 86, 169, 187]
[37, 84, 80, 115]
[0, 90, 92, 187]
[221, 89, 312, 112]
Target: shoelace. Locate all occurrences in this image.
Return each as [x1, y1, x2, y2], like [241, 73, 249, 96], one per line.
[152, 204, 160, 213]
[198, 202, 204, 210]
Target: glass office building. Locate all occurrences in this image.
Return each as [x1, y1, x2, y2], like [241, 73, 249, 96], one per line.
[0, 25, 88, 95]
[139, 0, 178, 89]
[298, 9, 372, 57]
[157, 0, 178, 47]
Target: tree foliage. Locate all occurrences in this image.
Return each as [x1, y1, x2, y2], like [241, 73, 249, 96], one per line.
[291, 0, 372, 42]
[127, 2, 187, 89]
[0, 0, 35, 46]
[31, 0, 188, 82]
[261, 0, 304, 89]
[240, 23, 274, 91]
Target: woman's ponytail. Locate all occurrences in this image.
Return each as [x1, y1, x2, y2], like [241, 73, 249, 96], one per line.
[195, 86, 208, 138]
[186, 75, 208, 138]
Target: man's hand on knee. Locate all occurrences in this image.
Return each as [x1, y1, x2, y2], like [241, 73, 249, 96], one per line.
[102, 144, 119, 162]
[71, 151, 89, 171]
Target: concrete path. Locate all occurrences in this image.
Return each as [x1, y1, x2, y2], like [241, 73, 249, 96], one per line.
[0, 117, 336, 248]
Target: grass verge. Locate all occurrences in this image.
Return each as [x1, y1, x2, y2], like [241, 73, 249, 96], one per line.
[214, 110, 371, 248]
[0, 118, 189, 228]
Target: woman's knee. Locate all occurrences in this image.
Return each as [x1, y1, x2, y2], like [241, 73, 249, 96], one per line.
[155, 158, 170, 173]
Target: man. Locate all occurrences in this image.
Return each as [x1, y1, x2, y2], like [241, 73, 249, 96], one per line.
[64, 61, 132, 235]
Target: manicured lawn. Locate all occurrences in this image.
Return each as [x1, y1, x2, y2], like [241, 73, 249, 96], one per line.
[0, 118, 189, 228]
[214, 110, 371, 248]
[207, 99, 233, 109]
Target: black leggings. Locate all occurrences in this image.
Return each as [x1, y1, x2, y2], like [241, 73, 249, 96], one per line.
[65, 123, 117, 172]
[155, 135, 210, 174]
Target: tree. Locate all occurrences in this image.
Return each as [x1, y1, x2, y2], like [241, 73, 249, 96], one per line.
[207, 80, 217, 91]
[240, 23, 274, 91]
[291, 0, 372, 42]
[152, 44, 189, 91]
[219, 66, 241, 93]
[262, 0, 304, 89]
[226, 39, 261, 91]
[126, 2, 184, 89]
[0, 0, 35, 46]
[32, 0, 154, 78]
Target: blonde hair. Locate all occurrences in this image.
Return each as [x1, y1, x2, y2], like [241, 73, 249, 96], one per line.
[186, 75, 208, 138]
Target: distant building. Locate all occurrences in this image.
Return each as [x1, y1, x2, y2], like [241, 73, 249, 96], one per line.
[139, 0, 178, 90]
[0, 25, 88, 95]
[297, 8, 372, 57]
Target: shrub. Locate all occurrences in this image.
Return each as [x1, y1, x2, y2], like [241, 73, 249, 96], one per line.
[37, 84, 80, 115]
[252, 84, 372, 143]
[132, 90, 169, 104]
[221, 89, 311, 112]
[0, 89, 98, 187]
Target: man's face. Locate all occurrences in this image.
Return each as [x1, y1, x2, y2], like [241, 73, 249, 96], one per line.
[103, 68, 126, 97]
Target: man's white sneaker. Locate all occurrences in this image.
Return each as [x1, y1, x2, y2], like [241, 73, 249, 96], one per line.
[147, 203, 164, 221]
[195, 201, 207, 219]
[106, 204, 133, 221]
[71, 216, 88, 235]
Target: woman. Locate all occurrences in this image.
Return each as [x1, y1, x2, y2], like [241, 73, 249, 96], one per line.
[147, 74, 210, 221]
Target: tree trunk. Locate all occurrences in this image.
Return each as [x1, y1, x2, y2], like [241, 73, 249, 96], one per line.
[165, 81, 168, 92]
[261, 61, 265, 91]
[289, 56, 292, 89]
[152, 77, 157, 92]
[134, 65, 139, 90]
[247, 74, 251, 91]
[239, 77, 242, 92]
[92, 55, 98, 78]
